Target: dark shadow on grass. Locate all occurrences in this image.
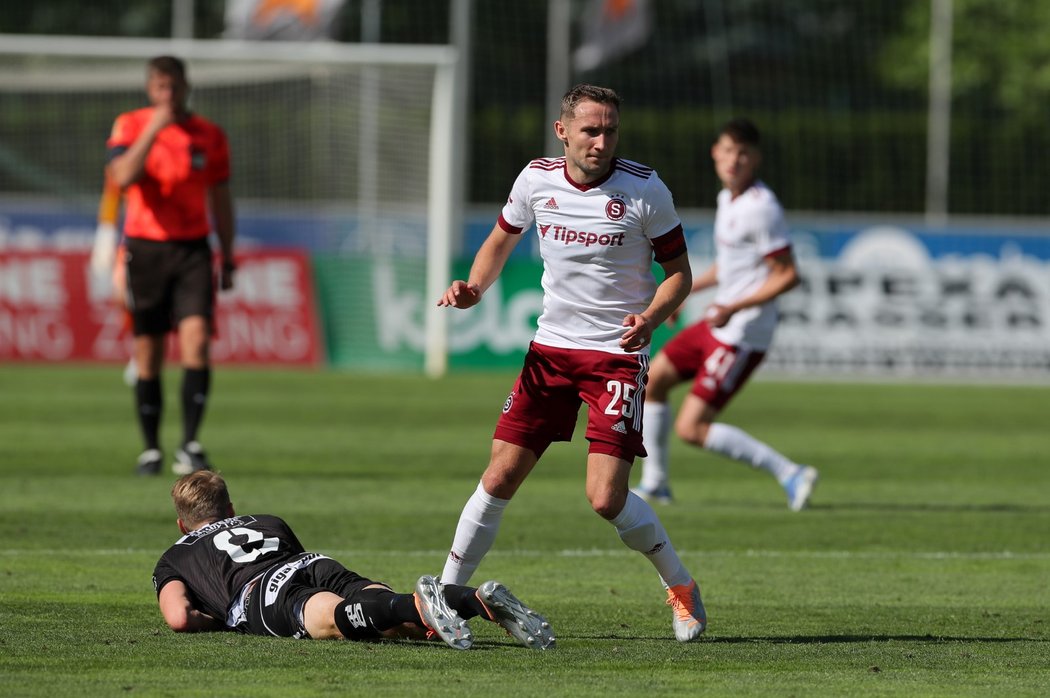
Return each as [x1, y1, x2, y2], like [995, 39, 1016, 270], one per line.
[680, 500, 1050, 514]
[704, 634, 1048, 644]
[465, 640, 557, 651]
[569, 633, 1047, 644]
[810, 502, 1050, 514]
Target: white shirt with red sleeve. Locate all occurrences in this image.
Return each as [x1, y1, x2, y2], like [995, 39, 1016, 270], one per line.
[498, 157, 687, 354]
[711, 180, 791, 350]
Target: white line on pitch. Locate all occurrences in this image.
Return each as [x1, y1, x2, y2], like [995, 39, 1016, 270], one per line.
[1, 548, 1048, 561]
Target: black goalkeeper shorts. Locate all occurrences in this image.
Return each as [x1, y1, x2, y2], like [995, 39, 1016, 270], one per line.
[125, 236, 214, 336]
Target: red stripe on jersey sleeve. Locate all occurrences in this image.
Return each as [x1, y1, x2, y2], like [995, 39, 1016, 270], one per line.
[652, 224, 686, 263]
[529, 157, 564, 171]
[763, 244, 792, 260]
[497, 213, 524, 234]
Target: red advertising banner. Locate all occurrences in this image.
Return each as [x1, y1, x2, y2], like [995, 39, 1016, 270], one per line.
[0, 249, 323, 365]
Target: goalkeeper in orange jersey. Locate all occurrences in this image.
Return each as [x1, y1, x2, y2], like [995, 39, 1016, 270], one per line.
[106, 55, 237, 477]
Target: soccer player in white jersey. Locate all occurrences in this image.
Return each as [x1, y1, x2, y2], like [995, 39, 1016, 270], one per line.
[436, 84, 706, 643]
[632, 118, 818, 511]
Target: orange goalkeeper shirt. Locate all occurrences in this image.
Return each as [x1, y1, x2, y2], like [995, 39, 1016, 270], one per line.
[107, 107, 230, 242]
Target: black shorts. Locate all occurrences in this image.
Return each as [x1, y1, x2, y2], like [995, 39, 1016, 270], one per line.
[243, 554, 378, 639]
[125, 237, 214, 336]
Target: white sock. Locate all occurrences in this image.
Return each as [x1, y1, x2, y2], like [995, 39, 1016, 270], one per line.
[440, 481, 509, 585]
[610, 492, 692, 588]
[704, 422, 800, 485]
[638, 401, 671, 490]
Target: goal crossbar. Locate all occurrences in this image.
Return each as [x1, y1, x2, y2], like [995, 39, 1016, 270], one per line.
[0, 33, 456, 67]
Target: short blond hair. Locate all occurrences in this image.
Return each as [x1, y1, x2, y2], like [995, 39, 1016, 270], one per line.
[172, 471, 231, 529]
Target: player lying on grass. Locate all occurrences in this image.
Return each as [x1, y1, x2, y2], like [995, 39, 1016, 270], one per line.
[153, 471, 555, 650]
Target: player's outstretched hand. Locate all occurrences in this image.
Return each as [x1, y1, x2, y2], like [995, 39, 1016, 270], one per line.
[90, 223, 118, 281]
[438, 280, 482, 309]
[703, 303, 733, 328]
[619, 313, 653, 352]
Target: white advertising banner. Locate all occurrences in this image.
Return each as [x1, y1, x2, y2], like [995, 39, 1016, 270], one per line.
[683, 222, 1050, 379]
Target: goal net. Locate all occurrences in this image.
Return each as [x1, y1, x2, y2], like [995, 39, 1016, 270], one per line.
[0, 35, 458, 375]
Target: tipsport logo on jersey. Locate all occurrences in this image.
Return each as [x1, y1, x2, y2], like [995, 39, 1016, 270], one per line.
[537, 223, 625, 249]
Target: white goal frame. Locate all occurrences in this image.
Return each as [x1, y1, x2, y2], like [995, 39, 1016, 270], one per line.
[0, 33, 459, 377]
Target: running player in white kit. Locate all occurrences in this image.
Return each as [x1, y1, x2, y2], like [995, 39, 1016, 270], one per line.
[437, 84, 706, 642]
[632, 118, 818, 511]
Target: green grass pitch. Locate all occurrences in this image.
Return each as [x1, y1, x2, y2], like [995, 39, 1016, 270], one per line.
[0, 364, 1047, 696]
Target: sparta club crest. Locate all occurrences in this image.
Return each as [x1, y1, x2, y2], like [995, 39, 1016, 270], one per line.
[605, 198, 627, 221]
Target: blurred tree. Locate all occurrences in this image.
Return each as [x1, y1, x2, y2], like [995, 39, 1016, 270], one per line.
[880, 0, 1050, 122]
[0, 1, 193, 37]
[576, 0, 914, 110]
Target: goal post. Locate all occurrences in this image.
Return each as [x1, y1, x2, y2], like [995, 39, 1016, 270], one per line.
[0, 33, 459, 376]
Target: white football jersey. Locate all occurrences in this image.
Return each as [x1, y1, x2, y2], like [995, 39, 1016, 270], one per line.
[499, 157, 684, 353]
[711, 180, 791, 350]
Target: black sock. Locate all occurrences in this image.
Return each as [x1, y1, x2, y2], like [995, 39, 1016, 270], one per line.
[391, 593, 421, 624]
[442, 584, 488, 620]
[135, 378, 162, 451]
[181, 367, 210, 444]
[334, 589, 418, 641]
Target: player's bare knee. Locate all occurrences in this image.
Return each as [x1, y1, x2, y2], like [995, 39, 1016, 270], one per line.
[302, 592, 345, 640]
[165, 609, 192, 633]
[480, 457, 532, 499]
[589, 492, 625, 520]
[645, 371, 679, 401]
[180, 342, 209, 368]
[311, 618, 342, 640]
[646, 357, 682, 398]
[676, 419, 709, 446]
[479, 474, 517, 500]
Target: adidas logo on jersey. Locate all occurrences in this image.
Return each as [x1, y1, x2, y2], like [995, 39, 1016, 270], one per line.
[611, 421, 627, 434]
[543, 197, 559, 210]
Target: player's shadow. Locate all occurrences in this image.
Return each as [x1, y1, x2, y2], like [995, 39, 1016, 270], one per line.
[708, 499, 1050, 514]
[810, 502, 1050, 514]
[702, 634, 1047, 644]
[567, 633, 1046, 644]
